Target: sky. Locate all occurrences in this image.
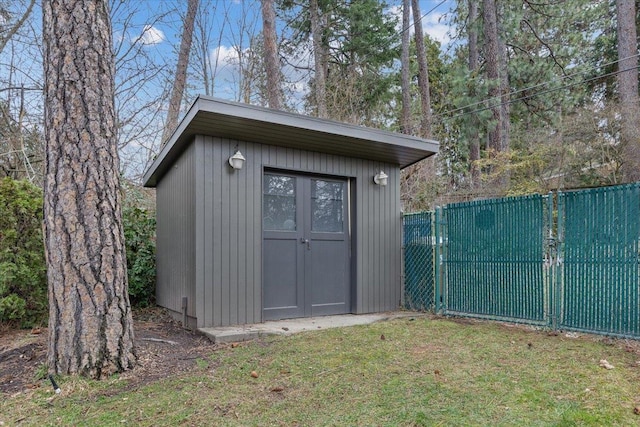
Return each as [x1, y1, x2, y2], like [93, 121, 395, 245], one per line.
[116, 0, 455, 101]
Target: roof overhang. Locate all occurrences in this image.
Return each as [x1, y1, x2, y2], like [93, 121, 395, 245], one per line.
[143, 96, 439, 187]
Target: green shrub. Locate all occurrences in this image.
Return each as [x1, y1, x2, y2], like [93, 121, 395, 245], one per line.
[0, 293, 27, 320]
[123, 206, 156, 307]
[0, 178, 157, 325]
[0, 178, 47, 326]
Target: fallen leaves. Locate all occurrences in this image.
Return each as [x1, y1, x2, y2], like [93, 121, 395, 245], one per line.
[599, 359, 614, 370]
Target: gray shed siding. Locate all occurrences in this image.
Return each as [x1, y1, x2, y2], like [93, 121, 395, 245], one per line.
[155, 143, 197, 323]
[190, 135, 402, 328]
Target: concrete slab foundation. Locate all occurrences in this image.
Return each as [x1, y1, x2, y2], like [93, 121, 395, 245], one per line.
[199, 312, 420, 343]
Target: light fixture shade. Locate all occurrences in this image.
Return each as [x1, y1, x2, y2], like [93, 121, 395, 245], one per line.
[374, 171, 388, 186]
[229, 150, 246, 170]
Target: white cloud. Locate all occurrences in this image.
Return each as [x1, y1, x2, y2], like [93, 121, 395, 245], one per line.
[421, 12, 450, 45]
[210, 45, 241, 68]
[386, 5, 451, 47]
[139, 25, 165, 45]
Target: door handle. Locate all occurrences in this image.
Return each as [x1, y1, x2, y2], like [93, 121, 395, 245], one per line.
[300, 238, 310, 250]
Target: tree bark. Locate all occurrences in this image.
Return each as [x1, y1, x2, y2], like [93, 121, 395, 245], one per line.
[261, 0, 281, 109]
[162, 0, 199, 145]
[468, 0, 480, 185]
[411, 0, 432, 139]
[498, 8, 510, 154]
[616, 0, 640, 182]
[400, 0, 411, 134]
[43, 0, 136, 378]
[483, 0, 501, 153]
[310, 0, 327, 118]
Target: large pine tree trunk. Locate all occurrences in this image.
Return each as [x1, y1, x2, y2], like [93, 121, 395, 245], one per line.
[162, 0, 199, 144]
[400, 0, 411, 134]
[310, 0, 327, 118]
[261, 0, 281, 109]
[483, 0, 501, 153]
[468, 0, 480, 185]
[411, 0, 432, 139]
[616, 0, 640, 182]
[43, 0, 136, 378]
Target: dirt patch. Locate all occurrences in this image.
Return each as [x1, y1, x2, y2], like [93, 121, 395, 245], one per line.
[0, 308, 221, 396]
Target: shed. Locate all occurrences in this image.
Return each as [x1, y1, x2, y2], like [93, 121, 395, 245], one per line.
[143, 96, 438, 329]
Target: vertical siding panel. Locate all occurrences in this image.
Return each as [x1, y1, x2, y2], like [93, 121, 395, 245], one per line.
[360, 159, 369, 313]
[200, 139, 212, 327]
[231, 140, 243, 325]
[245, 141, 256, 323]
[238, 142, 248, 324]
[189, 145, 196, 318]
[213, 138, 223, 326]
[156, 142, 196, 324]
[276, 146, 286, 167]
[221, 139, 232, 325]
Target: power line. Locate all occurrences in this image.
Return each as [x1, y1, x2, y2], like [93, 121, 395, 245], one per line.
[398, 0, 449, 36]
[441, 64, 640, 121]
[434, 52, 640, 118]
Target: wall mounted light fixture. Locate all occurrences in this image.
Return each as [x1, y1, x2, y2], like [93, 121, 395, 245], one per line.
[373, 171, 388, 186]
[228, 150, 246, 170]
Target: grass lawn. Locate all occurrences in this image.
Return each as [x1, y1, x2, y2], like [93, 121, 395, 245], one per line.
[2, 316, 640, 426]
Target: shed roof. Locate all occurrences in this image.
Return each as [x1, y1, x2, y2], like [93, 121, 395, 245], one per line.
[143, 96, 439, 187]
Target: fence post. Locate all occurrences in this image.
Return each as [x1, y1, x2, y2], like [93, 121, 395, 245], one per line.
[545, 192, 556, 330]
[400, 212, 406, 309]
[554, 190, 564, 331]
[434, 206, 444, 314]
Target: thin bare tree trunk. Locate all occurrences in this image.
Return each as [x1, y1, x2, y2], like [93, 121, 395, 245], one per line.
[310, 0, 327, 118]
[483, 0, 501, 153]
[162, 0, 199, 144]
[43, 0, 136, 378]
[468, 0, 480, 185]
[400, 0, 411, 134]
[261, 0, 281, 109]
[0, 0, 35, 55]
[616, 0, 640, 181]
[411, 0, 432, 138]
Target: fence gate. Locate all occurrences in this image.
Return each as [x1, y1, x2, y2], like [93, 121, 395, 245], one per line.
[437, 195, 550, 324]
[557, 184, 640, 337]
[403, 212, 435, 311]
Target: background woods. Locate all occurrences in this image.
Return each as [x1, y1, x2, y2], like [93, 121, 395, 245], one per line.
[1, 0, 636, 203]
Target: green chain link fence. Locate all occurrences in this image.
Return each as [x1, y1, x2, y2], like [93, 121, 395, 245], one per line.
[402, 212, 435, 311]
[557, 183, 640, 338]
[403, 183, 640, 339]
[440, 194, 549, 325]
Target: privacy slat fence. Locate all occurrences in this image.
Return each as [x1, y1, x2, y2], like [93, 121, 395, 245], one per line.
[440, 195, 549, 324]
[403, 183, 640, 339]
[557, 184, 640, 337]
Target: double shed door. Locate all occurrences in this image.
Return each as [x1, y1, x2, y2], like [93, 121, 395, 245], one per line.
[263, 172, 351, 320]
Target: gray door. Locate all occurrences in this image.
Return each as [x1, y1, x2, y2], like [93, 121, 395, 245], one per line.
[263, 172, 350, 320]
